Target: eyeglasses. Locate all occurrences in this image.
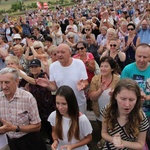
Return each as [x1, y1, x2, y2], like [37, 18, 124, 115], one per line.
[14, 39, 21, 41]
[127, 28, 134, 31]
[85, 29, 91, 31]
[110, 44, 117, 47]
[34, 47, 41, 50]
[77, 47, 85, 50]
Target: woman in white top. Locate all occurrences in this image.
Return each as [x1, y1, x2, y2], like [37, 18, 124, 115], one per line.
[51, 23, 63, 46]
[48, 85, 92, 150]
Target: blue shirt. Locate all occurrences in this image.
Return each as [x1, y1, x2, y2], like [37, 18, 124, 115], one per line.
[137, 27, 150, 44]
[121, 62, 150, 116]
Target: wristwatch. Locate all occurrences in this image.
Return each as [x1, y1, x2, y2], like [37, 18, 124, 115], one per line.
[15, 125, 20, 132]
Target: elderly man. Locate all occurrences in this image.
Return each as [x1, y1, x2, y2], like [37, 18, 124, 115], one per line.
[136, 12, 150, 44]
[0, 68, 47, 150]
[37, 44, 89, 114]
[121, 43, 150, 149]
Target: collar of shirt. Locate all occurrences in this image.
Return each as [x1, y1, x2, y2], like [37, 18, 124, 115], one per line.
[1, 88, 21, 101]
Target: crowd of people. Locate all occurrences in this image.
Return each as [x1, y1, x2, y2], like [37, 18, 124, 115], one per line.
[0, 0, 150, 149]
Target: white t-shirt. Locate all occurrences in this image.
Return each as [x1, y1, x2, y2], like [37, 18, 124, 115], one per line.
[134, 17, 140, 25]
[48, 111, 92, 150]
[50, 59, 88, 107]
[0, 134, 8, 149]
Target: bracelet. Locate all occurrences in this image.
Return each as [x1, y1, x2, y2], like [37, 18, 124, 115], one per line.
[53, 139, 59, 143]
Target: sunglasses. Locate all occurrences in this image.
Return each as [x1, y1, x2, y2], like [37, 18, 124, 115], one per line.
[85, 29, 91, 31]
[127, 28, 134, 31]
[14, 39, 21, 41]
[110, 44, 117, 47]
[77, 47, 85, 50]
[34, 47, 41, 50]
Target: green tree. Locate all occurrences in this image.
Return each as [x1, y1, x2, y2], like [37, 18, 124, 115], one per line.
[11, 1, 25, 12]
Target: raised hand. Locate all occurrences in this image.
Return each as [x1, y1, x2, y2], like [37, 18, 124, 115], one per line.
[77, 80, 85, 91]
[36, 74, 49, 88]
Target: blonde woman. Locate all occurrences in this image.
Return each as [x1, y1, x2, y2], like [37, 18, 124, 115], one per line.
[51, 23, 63, 46]
[82, 24, 96, 44]
[25, 40, 49, 74]
[47, 45, 58, 66]
[13, 44, 29, 73]
[98, 28, 116, 55]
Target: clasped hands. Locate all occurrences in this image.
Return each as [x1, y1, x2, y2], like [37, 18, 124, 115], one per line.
[113, 133, 124, 149]
[0, 118, 13, 134]
[51, 142, 73, 150]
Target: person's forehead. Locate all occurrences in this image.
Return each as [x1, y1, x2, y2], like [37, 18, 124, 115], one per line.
[14, 47, 21, 50]
[122, 24, 127, 27]
[33, 28, 38, 31]
[101, 28, 107, 31]
[136, 46, 150, 55]
[77, 43, 84, 47]
[107, 31, 114, 34]
[0, 73, 13, 79]
[142, 23, 147, 25]
[57, 45, 69, 51]
[142, 20, 147, 25]
[6, 60, 15, 63]
[110, 40, 117, 43]
[85, 25, 91, 28]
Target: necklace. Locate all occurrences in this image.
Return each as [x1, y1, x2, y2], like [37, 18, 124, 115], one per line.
[101, 75, 113, 89]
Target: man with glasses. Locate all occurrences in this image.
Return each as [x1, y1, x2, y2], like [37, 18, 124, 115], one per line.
[121, 43, 150, 149]
[37, 43, 89, 114]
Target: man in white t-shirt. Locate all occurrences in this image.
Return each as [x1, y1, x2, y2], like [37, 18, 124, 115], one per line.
[37, 44, 89, 114]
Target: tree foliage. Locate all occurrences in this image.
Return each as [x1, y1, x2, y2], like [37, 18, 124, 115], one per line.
[11, 1, 25, 11]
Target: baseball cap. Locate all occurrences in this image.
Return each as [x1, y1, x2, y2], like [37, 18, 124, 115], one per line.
[29, 59, 41, 67]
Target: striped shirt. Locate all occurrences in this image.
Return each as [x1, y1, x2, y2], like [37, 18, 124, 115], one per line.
[101, 106, 149, 150]
[0, 88, 41, 139]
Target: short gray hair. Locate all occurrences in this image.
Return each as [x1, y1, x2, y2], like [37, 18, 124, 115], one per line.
[0, 67, 19, 80]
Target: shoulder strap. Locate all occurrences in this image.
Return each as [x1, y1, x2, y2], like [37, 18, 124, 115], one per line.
[125, 36, 128, 42]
